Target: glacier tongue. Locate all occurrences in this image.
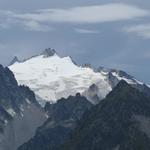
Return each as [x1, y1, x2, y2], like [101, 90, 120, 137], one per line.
[9, 50, 142, 106]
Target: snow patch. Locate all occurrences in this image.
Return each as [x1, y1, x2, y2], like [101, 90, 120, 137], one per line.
[4, 120, 8, 124]
[6, 108, 16, 117]
[26, 98, 31, 104]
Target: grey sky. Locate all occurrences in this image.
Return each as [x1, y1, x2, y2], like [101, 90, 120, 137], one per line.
[0, 0, 150, 84]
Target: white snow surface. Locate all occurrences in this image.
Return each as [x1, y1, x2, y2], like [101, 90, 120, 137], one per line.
[9, 53, 140, 106]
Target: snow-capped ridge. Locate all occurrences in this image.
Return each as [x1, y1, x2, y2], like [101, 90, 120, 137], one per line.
[96, 66, 134, 80]
[9, 48, 76, 68]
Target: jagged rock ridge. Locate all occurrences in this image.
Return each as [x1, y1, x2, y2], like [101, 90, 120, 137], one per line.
[0, 65, 46, 150]
[18, 93, 92, 150]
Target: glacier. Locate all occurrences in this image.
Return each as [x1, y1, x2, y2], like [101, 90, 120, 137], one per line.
[9, 48, 146, 106]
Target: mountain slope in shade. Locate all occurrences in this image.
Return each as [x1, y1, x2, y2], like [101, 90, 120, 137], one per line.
[62, 81, 150, 150]
[17, 93, 92, 150]
[9, 48, 149, 106]
[0, 65, 46, 150]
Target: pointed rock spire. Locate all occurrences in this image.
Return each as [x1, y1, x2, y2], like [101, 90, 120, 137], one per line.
[9, 56, 19, 66]
[41, 48, 57, 57]
[82, 63, 92, 69]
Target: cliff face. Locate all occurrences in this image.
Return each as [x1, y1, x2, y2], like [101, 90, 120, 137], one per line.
[18, 93, 92, 150]
[0, 65, 46, 150]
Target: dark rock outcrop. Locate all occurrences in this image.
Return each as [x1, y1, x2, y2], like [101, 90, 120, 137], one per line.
[18, 93, 92, 150]
[41, 48, 56, 57]
[62, 81, 150, 150]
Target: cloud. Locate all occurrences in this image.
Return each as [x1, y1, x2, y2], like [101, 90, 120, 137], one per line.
[22, 21, 54, 32]
[14, 3, 149, 23]
[0, 3, 149, 31]
[123, 24, 150, 38]
[74, 28, 99, 34]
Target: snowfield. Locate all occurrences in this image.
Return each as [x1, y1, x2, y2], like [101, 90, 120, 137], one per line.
[9, 53, 111, 106]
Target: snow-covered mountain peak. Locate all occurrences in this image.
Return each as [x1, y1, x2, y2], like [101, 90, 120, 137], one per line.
[9, 49, 150, 106]
[9, 52, 112, 106]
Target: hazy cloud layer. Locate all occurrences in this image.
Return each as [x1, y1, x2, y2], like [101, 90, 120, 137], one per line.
[0, 3, 149, 31]
[124, 24, 150, 38]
